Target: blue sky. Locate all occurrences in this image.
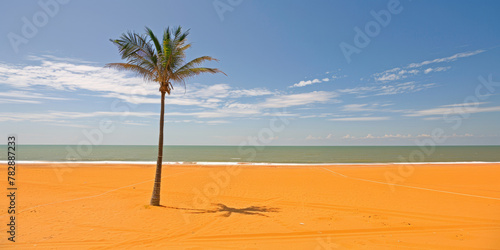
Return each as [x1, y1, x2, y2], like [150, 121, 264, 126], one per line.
[1, 0, 500, 145]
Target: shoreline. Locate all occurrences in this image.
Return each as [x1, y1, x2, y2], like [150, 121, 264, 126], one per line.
[3, 160, 500, 165]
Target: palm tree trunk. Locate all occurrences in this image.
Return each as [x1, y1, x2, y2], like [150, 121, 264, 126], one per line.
[150, 91, 166, 206]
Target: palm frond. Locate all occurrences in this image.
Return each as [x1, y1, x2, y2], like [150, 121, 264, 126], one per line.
[174, 56, 223, 76]
[145, 26, 162, 56]
[172, 67, 224, 82]
[105, 63, 156, 82]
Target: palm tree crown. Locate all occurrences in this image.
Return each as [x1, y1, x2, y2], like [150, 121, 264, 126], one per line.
[107, 26, 224, 94]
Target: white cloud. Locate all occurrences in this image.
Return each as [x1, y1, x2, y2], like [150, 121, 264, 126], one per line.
[0, 57, 274, 110]
[184, 83, 273, 99]
[0, 109, 246, 123]
[0, 90, 73, 104]
[405, 102, 500, 117]
[407, 50, 484, 68]
[441, 102, 488, 108]
[289, 74, 346, 88]
[0, 99, 41, 104]
[337, 86, 377, 95]
[122, 121, 149, 126]
[341, 103, 400, 113]
[0, 92, 337, 123]
[0, 111, 157, 122]
[332, 75, 347, 80]
[373, 50, 484, 82]
[206, 120, 231, 125]
[164, 109, 260, 119]
[260, 91, 338, 108]
[305, 135, 322, 140]
[424, 66, 451, 74]
[380, 134, 413, 139]
[376, 82, 436, 96]
[228, 88, 274, 98]
[100, 92, 219, 108]
[337, 82, 435, 97]
[0, 91, 71, 101]
[329, 116, 390, 121]
[102, 83, 274, 108]
[132, 91, 339, 118]
[298, 113, 332, 119]
[342, 104, 369, 112]
[340, 133, 475, 140]
[3, 56, 339, 121]
[0, 58, 156, 96]
[305, 133, 334, 140]
[376, 73, 400, 82]
[289, 78, 322, 88]
[27, 55, 94, 64]
[262, 112, 298, 117]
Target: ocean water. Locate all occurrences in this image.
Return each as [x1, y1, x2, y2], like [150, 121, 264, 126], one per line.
[1, 145, 499, 164]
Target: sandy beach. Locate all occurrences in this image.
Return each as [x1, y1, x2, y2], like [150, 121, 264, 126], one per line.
[1, 163, 499, 249]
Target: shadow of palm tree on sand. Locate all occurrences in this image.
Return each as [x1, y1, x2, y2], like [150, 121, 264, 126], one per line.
[164, 203, 279, 217]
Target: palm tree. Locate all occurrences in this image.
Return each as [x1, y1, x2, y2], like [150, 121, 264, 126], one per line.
[107, 26, 224, 206]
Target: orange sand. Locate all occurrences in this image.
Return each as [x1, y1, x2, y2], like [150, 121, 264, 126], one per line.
[1, 163, 500, 249]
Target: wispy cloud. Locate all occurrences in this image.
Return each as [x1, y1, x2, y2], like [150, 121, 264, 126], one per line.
[0, 110, 236, 126]
[305, 133, 334, 140]
[341, 133, 474, 140]
[375, 82, 437, 96]
[121, 120, 150, 126]
[0, 56, 274, 109]
[260, 91, 338, 108]
[1, 56, 343, 121]
[372, 50, 484, 82]
[304, 132, 476, 141]
[165, 119, 230, 125]
[289, 74, 346, 88]
[342, 104, 372, 112]
[0, 56, 156, 95]
[373, 69, 419, 82]
[329, 116, 390, 122]
[337, 82, 436, 97]
[0, 91, 73, 104]
[423, 66, 451, 74]
[0, 99, 41, 104]
[0, 111, 158, 122]
[290, 78, 322, 88]
[157, 91, 339, 118]
[405, 102, 500, 117]
[341, 103, 395, 112]
[2, 56, 345, 120]
[407, 50, 484, 68]
[305, 135, 323, 140]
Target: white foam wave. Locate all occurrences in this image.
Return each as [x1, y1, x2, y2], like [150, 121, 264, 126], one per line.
[1, 160, 499, 166]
